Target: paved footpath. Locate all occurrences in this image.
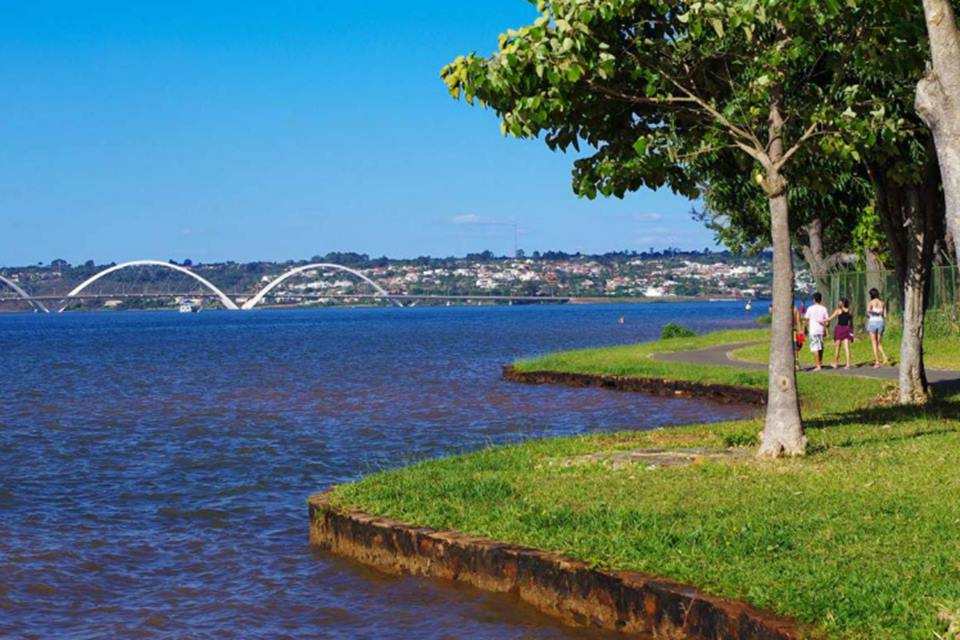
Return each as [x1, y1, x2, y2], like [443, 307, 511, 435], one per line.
[656, 341, 960, 383]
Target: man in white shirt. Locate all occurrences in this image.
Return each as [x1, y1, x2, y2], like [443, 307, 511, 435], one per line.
[804, 292, 830, 371]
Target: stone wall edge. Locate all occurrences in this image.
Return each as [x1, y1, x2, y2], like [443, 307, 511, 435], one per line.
[308, 491, 814, 639]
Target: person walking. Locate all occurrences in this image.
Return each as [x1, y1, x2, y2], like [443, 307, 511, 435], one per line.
[827, 297, 854, 369]
[804, 292, 830, 371]
[866, 288, 890, 368]
[792, 304, 805, 370]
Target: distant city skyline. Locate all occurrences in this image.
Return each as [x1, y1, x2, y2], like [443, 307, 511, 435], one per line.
[0, 1, 720, 266]
[3, 249, 775, 312]
[11, 245, 740, 269]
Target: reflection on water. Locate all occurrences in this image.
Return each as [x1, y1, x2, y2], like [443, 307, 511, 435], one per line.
[0, 302, 763, 638]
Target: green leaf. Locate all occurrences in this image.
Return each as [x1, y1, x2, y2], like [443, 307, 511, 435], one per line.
[633, 138, 648, 157]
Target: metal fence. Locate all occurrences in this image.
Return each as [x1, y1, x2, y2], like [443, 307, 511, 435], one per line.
[822, 265, 959, 331]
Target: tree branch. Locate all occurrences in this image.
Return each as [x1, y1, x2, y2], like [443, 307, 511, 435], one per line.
[586, 81, 699, 106]
[621, 47, 767, 158]
[774, 121, 829, 171]
[657, 70, 765, 153]
[822, 252, 858, 271]
[673, 144, 738, 161]
[733, 140, 769, 166]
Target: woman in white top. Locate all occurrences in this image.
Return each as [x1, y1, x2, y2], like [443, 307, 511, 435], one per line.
[866, 288, 890, 368]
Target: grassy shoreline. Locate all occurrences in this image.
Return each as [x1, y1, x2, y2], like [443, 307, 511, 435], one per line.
[331, 329, 960, 639]
[731, 330, 960, 371]
[513, 328, 768, 388]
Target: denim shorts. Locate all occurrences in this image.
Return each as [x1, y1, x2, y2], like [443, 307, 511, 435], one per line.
[867, 317, 885, 335]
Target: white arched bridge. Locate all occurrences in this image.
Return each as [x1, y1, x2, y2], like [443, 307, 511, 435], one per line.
[238, 263, 398, 310]
[0, 260, 569, 312]
[64, 260, 242, 310]
[0, 260, 405, 312]
[0, 275, 49, 313]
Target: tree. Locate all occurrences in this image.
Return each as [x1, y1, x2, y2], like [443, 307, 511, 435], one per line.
[693, 150, 866, 289]
[694, 1, 945, 404]
[917, 0, 960, 263]
[867, 150, 942, 403]
[443, 0, 868, 456]
[843, 1, 945, 403]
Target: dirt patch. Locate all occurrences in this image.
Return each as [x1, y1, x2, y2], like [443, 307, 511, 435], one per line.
[555, 447, 752, 469]
[503, 366, 766, 406]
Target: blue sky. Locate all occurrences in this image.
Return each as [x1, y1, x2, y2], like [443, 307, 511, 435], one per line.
[0, 1, 718, 266]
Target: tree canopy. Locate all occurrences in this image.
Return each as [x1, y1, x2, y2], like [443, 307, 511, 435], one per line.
[442, 0, 955, 449]
[442, 0, 886, 456]
[443, 1, 873, 199]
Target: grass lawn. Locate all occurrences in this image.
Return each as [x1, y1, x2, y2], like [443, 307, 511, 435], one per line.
[512, 328, 767, 387]
[330, 330, 960, 639]
[731, 327, 960, 371]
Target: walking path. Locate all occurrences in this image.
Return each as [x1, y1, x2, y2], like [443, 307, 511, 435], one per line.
[656, 341, 960, 383]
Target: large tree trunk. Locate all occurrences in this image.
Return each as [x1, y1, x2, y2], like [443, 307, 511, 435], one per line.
[917, 0, 960, 263]
[757, 100, 806, 458]
[869, 156, 941, 405]
[800, 218, 830, 293]
[898, 186, 931, 404]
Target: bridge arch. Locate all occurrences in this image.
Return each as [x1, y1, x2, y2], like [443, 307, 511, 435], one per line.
[241, 263, 402, 309]
[59, 260, 239, 312]
[0, 275, 49, 313]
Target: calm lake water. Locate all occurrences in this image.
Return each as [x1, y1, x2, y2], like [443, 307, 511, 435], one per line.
[1, 302, 765, 639]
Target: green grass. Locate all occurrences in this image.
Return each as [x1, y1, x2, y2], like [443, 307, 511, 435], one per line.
[731, 330, 960, 371]
[513, 328, 880, 415]
[331, 330, 960, 639]
[513, 327, 768, 387]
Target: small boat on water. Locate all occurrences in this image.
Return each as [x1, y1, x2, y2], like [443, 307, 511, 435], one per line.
[178, 301, 201, 313]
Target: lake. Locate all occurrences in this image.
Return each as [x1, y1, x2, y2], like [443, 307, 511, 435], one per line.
[0, 302, 766, 638]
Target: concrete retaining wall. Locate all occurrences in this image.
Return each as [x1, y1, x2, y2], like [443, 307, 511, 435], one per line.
[502, 366, 767, 406]
[309, 492, 813, 639]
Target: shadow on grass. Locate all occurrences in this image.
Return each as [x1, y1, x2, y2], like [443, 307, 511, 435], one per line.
[808, 401, 960, 431]
[800, 380, 960, 453]
[806, 426, 960, 454]
[799, 359, 900, 372]
[932, 379, 960, 396]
